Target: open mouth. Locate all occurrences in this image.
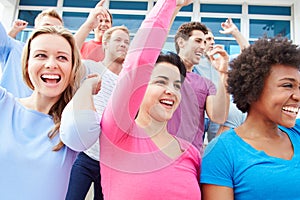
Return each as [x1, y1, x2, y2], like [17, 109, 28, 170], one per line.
[282, 106, 299, 115]
[195, 52, 203, 57]
[41, 74, 61, 84]
[160, 99, 174, 108]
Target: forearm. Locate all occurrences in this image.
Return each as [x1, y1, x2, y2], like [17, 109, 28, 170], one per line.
[74, 23, 93, 50]
[207, 73, 230, 124]
[7, 29, 18, 38]
[231, 30, 250, 50]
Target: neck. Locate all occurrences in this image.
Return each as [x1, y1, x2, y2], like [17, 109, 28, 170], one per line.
[179, 54, 194, 72]
[19, 92, 59, 114]
[103, 57, 123, 75]
[135, 114, 168, 138]
[237, 113, 281, 139]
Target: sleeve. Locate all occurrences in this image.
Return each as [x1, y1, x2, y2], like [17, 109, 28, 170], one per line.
[223, 101, 246, 128]
[0, 22, 12, 67]
[205, 78, 217, 96]
[101, 0, 176, 141]
[60, 101, 101, 152]
[200, 135, 234, 188]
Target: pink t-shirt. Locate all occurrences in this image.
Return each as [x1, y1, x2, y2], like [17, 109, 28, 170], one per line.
[99, 0, 201, 199]
[80, 40, 104, 62]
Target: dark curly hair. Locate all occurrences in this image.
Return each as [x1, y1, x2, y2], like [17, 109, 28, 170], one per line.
[227, 36, 300, 113]
[174, 21, 208, 53]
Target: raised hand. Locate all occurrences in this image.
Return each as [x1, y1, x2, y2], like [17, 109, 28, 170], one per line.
[219, 18, 239, 35]
[83, 73, 102, 95]
[8, 19, 28, 38]
[207, 45, 229, 74]
[85, 0, 110, 30]
[176, 0, 193, 7]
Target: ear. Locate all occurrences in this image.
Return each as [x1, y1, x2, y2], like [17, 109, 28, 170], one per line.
[176, 37, 185, 49]
[103, 41, 108, 50]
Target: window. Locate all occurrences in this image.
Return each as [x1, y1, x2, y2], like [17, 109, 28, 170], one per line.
[19, 0, 57, 6]
[62, 12, 89, 31]
[200, 4, 241, 14]
[249, 5, 291, 16]
[250, 19, 290, 39]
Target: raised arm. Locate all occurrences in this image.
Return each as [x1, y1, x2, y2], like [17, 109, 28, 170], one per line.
[219, 18, 250, 50]
[74, 0, 110, 50]
[8, 19, 28, 39]
[60, 74, 102, 152]
[106, 0, 184, 134]
[205, 45, 230, 124]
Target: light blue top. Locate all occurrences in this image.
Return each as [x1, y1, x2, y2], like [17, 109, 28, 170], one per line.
[201, 120, 300, 200]
[0, 22, 32, 97]
[0, 86, 100, 200]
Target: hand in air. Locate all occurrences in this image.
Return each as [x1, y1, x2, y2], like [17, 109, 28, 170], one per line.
[84, 74, 102, 95]
[207, 45, 229, 74]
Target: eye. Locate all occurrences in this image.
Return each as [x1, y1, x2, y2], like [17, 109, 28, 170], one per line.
[34, 53, 47, 58]
[154, 79, 167, 85]
[282, 83, 293, 88]
[57, 55, 68, 61]
[174, 83, 181, 90]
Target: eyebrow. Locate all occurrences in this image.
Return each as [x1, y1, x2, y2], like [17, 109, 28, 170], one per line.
[156, 75, 181, 83]
[279, 77, 297, 82]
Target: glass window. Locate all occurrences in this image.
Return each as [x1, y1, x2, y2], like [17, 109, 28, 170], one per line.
[249, 6, 291, 16]
[16, 30, 32, 43]
[112, 14, 145, 33]
[250, 19, 290, 39]
[179, 4, 193, 12]
[163, 37, 176, 53]
[201, 18, 241, 38]
[20, 0, 57, 6]
[110, 1, 148, 10]
[63, 0, 97, 8]
[200, 4, 241, 14]
[215, 40, 240, 56]
[62, 12, 89, 30]
[170, 16, 191, 36]
[18, 10, 41, 28]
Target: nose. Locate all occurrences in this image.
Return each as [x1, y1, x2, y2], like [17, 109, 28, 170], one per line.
[164, 84, 177, 95]
[44, 57, 58, 69]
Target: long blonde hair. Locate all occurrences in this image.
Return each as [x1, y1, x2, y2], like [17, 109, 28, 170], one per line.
[22, 26, 84, 151]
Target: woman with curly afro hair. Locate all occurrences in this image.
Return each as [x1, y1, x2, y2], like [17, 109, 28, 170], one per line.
[200, 36, 300, 200]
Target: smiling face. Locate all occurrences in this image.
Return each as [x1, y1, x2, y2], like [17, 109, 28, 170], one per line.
[27, 33, 72, 101]
[139, 62, 182, 123]
[251, 64, 300, 128]
[178, 30, 206, 67]
[94, 15, 112, 41]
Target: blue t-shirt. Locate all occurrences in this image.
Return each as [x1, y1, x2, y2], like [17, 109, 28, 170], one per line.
[0, 22, 32, 97]
[0, 86, 100, 199]
[201, 122, 300, 200]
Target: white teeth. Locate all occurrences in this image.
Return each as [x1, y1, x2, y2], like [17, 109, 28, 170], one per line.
[41, 74, 60, 79]
[160, 99, 174, 106]
[282, 106, 299, 114]
[195, 52, 202, 57]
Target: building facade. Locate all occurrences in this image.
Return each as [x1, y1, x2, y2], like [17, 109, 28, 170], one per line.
[1, 0, 300, 54]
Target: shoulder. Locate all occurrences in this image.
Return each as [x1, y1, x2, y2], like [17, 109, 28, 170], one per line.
[82, 59, 106, 75]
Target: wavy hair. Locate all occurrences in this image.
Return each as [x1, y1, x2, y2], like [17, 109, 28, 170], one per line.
[21, 26, 84, 151]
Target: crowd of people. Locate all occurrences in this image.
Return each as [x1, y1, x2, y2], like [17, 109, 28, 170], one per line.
[1, 0, 300, 199]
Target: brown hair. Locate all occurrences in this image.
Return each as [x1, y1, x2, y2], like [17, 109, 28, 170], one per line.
[174, 21, 208, 53]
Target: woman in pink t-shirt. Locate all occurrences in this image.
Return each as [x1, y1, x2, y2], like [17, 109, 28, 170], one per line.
[62, 0, 201, 199]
